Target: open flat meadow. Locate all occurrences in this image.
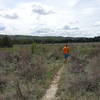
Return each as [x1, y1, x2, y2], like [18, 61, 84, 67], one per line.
[0, 43, 100, 100]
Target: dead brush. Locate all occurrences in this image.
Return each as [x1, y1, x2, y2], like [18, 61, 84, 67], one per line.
[15, 80, 26, 100]
[68, 77, 100, 96]
[31, 55, 47, 80]
[0, 75, 8, 94]
[67, 51, 100, 95]
[48, 48, 61, 61]
[15, 52, 47, 81]
[85, 55, 100, 92]
[68, 55, 87, 73]
[87, 47, 100, 59]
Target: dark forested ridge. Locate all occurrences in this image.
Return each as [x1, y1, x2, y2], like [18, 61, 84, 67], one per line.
[0, 35, 100, 47]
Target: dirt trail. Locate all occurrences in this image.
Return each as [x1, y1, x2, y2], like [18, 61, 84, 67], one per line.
[41, 66, 64, 100]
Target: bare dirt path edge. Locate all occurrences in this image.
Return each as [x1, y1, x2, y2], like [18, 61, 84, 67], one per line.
[41, 65, 64, 100]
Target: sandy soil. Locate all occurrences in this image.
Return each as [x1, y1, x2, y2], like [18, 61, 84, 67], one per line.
[41, 66, 64, 100]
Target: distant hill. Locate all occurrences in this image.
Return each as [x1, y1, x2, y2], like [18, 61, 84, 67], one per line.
[0, 35, 100, 44]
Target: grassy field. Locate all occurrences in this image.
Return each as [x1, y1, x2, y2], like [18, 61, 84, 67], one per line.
[56, 43, 100, 100]
[0, 44, 63, 100]
[0, 43, 100, 100]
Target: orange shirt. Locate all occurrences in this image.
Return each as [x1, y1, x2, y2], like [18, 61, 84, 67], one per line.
[63, 46, 69, 54]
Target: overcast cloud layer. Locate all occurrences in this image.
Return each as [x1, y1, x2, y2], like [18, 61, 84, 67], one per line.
[0, 0, 100, 37]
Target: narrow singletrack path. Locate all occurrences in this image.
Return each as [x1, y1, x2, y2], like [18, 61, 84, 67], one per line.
[41, 66, 64, 100]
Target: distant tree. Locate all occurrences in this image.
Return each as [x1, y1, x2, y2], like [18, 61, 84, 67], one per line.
[0, 36, 13, 47]
[31, 42, 37, 53]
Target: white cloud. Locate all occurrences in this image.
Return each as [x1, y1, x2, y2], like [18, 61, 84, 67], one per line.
[0, 24, 5, 30]
[67, 0, 79, 7]
[63, 25, 79, 30]
[81, 7, 95, 15]
[32, 4, 55, 15]
[0, 13, 18, 19]
[0, 0, 100, 37]
[94, 21, 100, 27]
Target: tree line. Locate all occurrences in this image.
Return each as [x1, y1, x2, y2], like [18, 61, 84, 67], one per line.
[0, 35, 100, 47]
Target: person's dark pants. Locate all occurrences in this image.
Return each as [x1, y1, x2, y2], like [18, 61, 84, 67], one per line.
[64, 54, 70, 62]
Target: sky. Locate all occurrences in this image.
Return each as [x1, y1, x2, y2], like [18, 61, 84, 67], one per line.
[0, 0, 100, 37]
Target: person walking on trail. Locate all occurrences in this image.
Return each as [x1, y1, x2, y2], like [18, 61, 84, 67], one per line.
[63, 44, 70, 63]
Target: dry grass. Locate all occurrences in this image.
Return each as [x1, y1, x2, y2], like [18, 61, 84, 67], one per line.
[56, 43, 100, 100]
[0, 44, 63, 100]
